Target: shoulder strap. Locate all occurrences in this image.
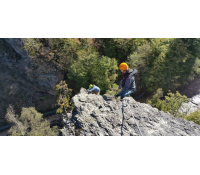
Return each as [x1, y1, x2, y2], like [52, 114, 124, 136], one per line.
[122, 78, 130, 85]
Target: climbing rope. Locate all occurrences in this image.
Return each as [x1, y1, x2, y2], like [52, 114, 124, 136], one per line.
[120, 98, 143, 136]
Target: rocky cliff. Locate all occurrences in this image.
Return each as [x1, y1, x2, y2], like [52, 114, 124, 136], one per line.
[179, 94, 200, 115]
[0, 38, 63, 127]
[61, 88, 200, 136]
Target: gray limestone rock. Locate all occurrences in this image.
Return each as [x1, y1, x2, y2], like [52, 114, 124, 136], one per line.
[179, 93, 200, 115]
[62, 88, 200, 136]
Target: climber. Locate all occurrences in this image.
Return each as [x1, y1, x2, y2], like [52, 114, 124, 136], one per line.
[88, 84, 100, 95]
[115, 62, 137, 99]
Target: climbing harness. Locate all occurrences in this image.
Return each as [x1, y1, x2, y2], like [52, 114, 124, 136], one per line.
[121, 98, 143, 136]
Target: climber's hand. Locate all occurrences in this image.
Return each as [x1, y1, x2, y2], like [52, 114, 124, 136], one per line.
[114, 94, 119, 99]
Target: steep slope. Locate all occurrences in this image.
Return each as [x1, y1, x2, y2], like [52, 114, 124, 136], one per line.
[61, 88, 200, 136]
[0, 38, 63, 127]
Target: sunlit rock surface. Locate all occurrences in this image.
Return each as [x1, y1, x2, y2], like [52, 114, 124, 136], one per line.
[62, 88, 200, 136]
[179, 94, 200, 115]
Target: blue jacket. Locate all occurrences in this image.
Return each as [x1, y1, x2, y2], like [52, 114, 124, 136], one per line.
[117, 69, 137, 96]
[88, 85, 100, 93]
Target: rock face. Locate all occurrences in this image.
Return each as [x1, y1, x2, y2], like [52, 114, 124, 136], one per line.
[61, 88, 200, 136]
[3, 38, 62, 92]
[179, 94, 200, 115]
[4, 39, 29, 59]
[0, 38, 63, 127]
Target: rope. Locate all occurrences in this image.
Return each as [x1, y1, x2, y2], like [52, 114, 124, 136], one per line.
[120, 98, 143, 136]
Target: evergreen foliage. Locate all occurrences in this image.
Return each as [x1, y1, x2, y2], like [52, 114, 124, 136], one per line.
[148, 88, 189, 117]
[24, 38, 97, 71]
[105, 83, 120, 96]
[127, 38, 200, 93]
[24, 38, 200, 95]
[96, 38, 147, 62]
[5, 105, 58, 136]
[8, 38, 200, 133]
[183, 110, 200, 125]
[54, 80, 73, 114]
[68, 50, 118, 93]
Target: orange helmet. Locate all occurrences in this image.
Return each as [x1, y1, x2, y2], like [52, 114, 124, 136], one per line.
[119, 62, 128, 70]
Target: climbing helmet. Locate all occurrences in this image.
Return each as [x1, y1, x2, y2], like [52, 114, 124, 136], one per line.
[119, 62, 128, 70]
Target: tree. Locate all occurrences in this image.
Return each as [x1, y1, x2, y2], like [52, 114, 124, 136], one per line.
[95, 38, 147, 63]
[23, 38, 98, 72]
[105, 83, 120, 97]
[54, 80, 73, 115]
[127, 38, 200, 93]
[147, 88, 189, 117]
[68, 50, 118, 93]
[5, 105, 58, 136]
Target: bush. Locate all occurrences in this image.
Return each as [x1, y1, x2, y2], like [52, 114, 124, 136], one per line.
[5, 105, 58, 136]
[147, 88, 189, 117]
[183, 110, 200, 125]
[68, 50, 118, 94]
[54, 80, 73, 114]
[105, 83, 120, 96]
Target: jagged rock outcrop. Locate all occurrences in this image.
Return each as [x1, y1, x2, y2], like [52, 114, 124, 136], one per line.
[3, 38, 62, 92]
[61, 88, 200, 136]
[179, 94, 200, 115]
[0, 38, 63, 127]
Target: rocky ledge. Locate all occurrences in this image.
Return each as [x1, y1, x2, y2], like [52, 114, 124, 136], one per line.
[61, 88, 200, 136]
[179, 94, 200, 115]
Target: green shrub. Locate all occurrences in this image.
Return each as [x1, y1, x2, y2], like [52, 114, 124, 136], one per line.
[54, 80, 73, 113]
[147, 88, 189, 117]
[5, 105, 58, 136]
[105, 83, 120, 96]
[68, 50, 118, 94]
[183, 110, 200, 125]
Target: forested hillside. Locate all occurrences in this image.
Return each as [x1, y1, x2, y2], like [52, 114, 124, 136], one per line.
[2, 38, 200, 136]
[24, 38, 200, 95]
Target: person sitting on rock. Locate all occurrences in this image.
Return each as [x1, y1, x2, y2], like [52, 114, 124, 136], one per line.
[88, 84, 100, 95]
[115, 62, 137, 99]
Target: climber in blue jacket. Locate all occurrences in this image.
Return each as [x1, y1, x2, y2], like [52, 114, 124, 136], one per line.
[88, 84, 101, 95]
[115, 62, 137, 99]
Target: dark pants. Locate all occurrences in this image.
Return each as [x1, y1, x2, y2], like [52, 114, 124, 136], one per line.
[120, 89, 134, 99]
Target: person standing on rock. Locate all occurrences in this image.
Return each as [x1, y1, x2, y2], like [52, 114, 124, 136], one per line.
[115, 62, 137, 99]
[88, 84, 101, 95]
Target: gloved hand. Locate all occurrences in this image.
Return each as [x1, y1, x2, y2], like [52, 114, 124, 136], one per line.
[114, 94, 119, 99]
